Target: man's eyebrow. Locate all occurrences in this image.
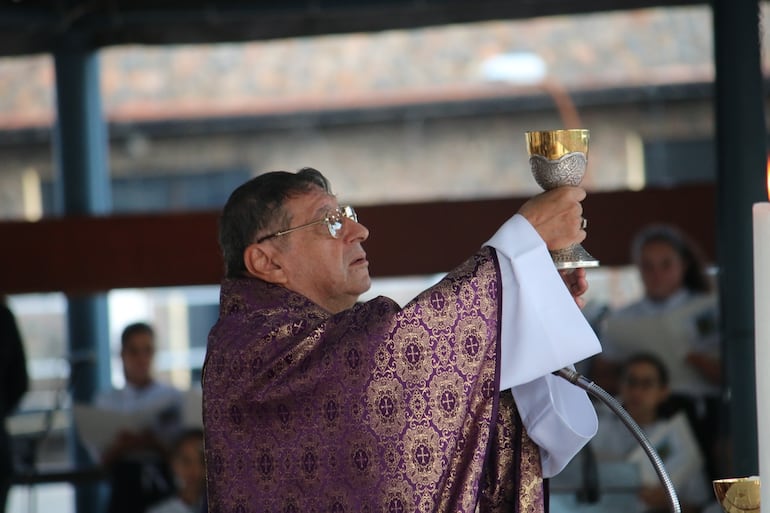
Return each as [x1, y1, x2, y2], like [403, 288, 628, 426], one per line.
[313, 199, 339, 217]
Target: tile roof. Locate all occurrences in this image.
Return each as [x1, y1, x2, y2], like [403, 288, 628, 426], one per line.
[0, 5, 753, 129]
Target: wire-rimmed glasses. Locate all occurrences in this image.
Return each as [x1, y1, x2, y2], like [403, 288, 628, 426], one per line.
[256, 205, 358, 243]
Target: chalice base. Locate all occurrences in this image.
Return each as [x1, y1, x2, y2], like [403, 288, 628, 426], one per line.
[550, 243, 600, 270]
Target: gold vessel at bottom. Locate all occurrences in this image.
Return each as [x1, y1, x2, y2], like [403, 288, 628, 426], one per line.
[713, 477, 761, 513]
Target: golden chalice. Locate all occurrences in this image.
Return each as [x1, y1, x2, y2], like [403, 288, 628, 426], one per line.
[525, 128, 599, 269]
[713, 477, 761, 513]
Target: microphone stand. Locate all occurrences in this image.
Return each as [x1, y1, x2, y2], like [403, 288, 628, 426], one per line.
[554, 367, 682, 513]
[576, 440, 599, 503]
[19, 359, 71, 513]
[22, 354, 90, 513]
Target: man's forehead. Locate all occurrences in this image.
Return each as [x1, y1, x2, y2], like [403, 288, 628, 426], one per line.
[287, 189, 338, 217]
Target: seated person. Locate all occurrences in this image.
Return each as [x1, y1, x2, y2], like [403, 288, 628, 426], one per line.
[591, 353, 711, 513]
[590, 225, 721, 479]
[96, 322, 184, 513]
[147, 428, 206, 513]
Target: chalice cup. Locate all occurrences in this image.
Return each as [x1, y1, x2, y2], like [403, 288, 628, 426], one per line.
[713, 477, 761, 513]
[525, 128, 599, 270]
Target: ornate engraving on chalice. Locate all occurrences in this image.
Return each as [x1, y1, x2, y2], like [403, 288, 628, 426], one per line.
[525, 129, 599, 270]
[529, 153, 587, 190]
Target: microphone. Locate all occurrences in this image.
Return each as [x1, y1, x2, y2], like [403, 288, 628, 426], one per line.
[554, 367, 682, 513]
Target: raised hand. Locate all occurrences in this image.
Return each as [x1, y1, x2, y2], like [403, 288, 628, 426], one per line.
[517, 186, 587, 251]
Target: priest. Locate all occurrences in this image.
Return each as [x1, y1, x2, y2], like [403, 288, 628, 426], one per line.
[203, 167, 601, 512]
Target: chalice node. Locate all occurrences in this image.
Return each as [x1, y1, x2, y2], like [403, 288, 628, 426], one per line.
[525, 128, 599, 269]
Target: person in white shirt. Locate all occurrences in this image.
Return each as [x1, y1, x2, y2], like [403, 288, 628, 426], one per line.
[591, 225, 721, 479]
[591, 353, 711, 513]
[95, 322, 184, 513]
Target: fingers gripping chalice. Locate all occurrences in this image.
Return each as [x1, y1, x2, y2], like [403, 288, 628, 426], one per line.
[525, 129, 600, 269]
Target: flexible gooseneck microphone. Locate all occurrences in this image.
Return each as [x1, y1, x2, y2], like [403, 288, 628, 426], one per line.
[554, 367, 682, 513]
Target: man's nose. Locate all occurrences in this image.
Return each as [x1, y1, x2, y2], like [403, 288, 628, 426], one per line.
[347, 218, 369, 242]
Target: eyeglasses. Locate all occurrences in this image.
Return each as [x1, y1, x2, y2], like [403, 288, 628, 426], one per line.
[256, 205, 358, 243]
[623, 376, 660, 390]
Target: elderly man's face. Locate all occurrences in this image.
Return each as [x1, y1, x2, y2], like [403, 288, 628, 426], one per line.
[273, 188, 371, 313]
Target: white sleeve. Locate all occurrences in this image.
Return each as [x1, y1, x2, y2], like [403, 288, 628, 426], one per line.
[511, 374, 599, 477]
[485, 213, 602, 477]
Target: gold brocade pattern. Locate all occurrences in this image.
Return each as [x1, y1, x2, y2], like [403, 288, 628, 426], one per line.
[392, 321, 433, 385]
[203, 249, 544, 513]
[367, 377, 408, 436]
[477, 391, 545, 513]
[428, 372, 466, 434]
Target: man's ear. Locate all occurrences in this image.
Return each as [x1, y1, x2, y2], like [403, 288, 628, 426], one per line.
[243, 244, 287, 284]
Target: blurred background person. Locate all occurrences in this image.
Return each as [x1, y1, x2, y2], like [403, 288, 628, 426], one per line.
[0, 296, 29, 513]
[147, 428, 206, 513]
[592, 353, 710, 513]
[95, 322, 184, 513]
[589, 224, 721, 479]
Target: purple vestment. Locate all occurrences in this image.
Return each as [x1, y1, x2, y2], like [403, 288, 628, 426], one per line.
[203, 248, 544, 513]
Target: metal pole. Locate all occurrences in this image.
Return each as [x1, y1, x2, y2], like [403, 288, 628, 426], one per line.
[712, 0, 767, 477]
[53, 34, 112, 513]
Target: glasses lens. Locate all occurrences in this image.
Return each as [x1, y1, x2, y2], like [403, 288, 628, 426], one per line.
[326, 211, 343, 238]
[325, 206, 356, 238]
[341, 206, 357, 222]
[624, 376, 658, 389]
